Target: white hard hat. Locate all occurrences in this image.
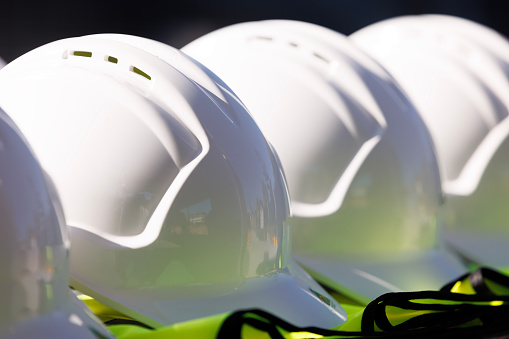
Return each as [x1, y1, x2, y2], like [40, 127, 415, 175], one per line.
[0, 35, 346, 328]
[351, 15, 509, 269]
[182, 20, 467, 304]
[0, 108, 112, 338]
[421, 14, 509, 67]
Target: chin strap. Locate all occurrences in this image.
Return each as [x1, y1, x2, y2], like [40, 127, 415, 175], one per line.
[441, 266, 509, 296]
[215, 267, 509, 339]
[80, 267, 509, 338]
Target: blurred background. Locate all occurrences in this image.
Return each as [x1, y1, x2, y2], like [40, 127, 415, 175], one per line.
[1, 0, 509, 62]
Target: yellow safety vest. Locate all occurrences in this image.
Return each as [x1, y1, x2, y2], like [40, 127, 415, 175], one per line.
[78, 267, 509, 338]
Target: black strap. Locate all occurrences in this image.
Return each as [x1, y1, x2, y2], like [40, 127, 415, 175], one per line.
[440, 271, 471, 292]
[471, 267, 509, 295]
[217, 267, 509, 339]
[362, 290, 509, 331]
[217, 308, 382, 338]
[104, 318, 154, 329]
[470, 269, 492, 295]
[217, 299, 509, 338]
[441, 267, 509, 295]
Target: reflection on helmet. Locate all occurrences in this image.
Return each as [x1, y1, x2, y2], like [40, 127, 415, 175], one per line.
[0, 35, 346, 328]
[183, 20, 467, 304]
[0, 108, 112, 338]
[0, 57, 5, 69]
[351, 15, 509, 269]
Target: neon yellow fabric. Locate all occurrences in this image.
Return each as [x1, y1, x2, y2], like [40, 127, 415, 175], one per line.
[450, 277, 509, 296]
[384, 306, 439, 327]
[109, 312, 290, 339]
[110, 313, 227, 339]
[450, 280, 476, 294]
[81, 267, 509, 338]
[409, 297, 505, 307]
[333, 305, 364, 332]
[485, 278, 509, 295]
[78, 294, 133, 323]
[79, 291, 334, 339]
[109, 325, 150, 338]
[234, 312, 325, 339]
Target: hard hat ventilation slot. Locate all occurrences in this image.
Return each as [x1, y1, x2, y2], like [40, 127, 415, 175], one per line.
[106, 56, 118, 64]
[288, 42, 299, 48]
[130, 66, 151, 80]
[253, 36, 273, 41]
[71, 51, 92, 58]
[312, 52, 330, 64]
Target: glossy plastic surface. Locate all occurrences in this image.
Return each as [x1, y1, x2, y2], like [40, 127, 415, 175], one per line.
[0, 108, 112, 338]
[0, 35, 346, 328]
[351, 15, 509, 268]
[183, 20, 467, 304]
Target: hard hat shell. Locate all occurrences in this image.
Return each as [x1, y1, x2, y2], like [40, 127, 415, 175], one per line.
[421, 15, 509, 67]
[0, 108, 112, 338]
[182, 20, 467, 304]
[0, 35, 346, 328]
[351, 15, 509, 268]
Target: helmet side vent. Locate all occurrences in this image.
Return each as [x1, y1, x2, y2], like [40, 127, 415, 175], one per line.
[312, 52, 330, 64]
[252, 36, 273, 41]
[130, 65, 152, 80]
[106, 56, 118, 64]
[71, 51, 92, 58]
[65, 49, 152, 81]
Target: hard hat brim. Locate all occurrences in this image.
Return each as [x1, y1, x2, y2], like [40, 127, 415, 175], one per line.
[294, 248, 467, 305]
[444, 230, 509, 268]
[70, 261, 347, 329]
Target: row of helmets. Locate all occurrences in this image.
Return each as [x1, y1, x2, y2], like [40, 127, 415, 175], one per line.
[0, 13, 507, 336]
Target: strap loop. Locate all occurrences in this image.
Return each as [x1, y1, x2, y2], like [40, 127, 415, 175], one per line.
[216, 267, 509, 339]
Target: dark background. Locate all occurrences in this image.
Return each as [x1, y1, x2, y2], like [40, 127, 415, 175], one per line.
[1, 0, 508, 63]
